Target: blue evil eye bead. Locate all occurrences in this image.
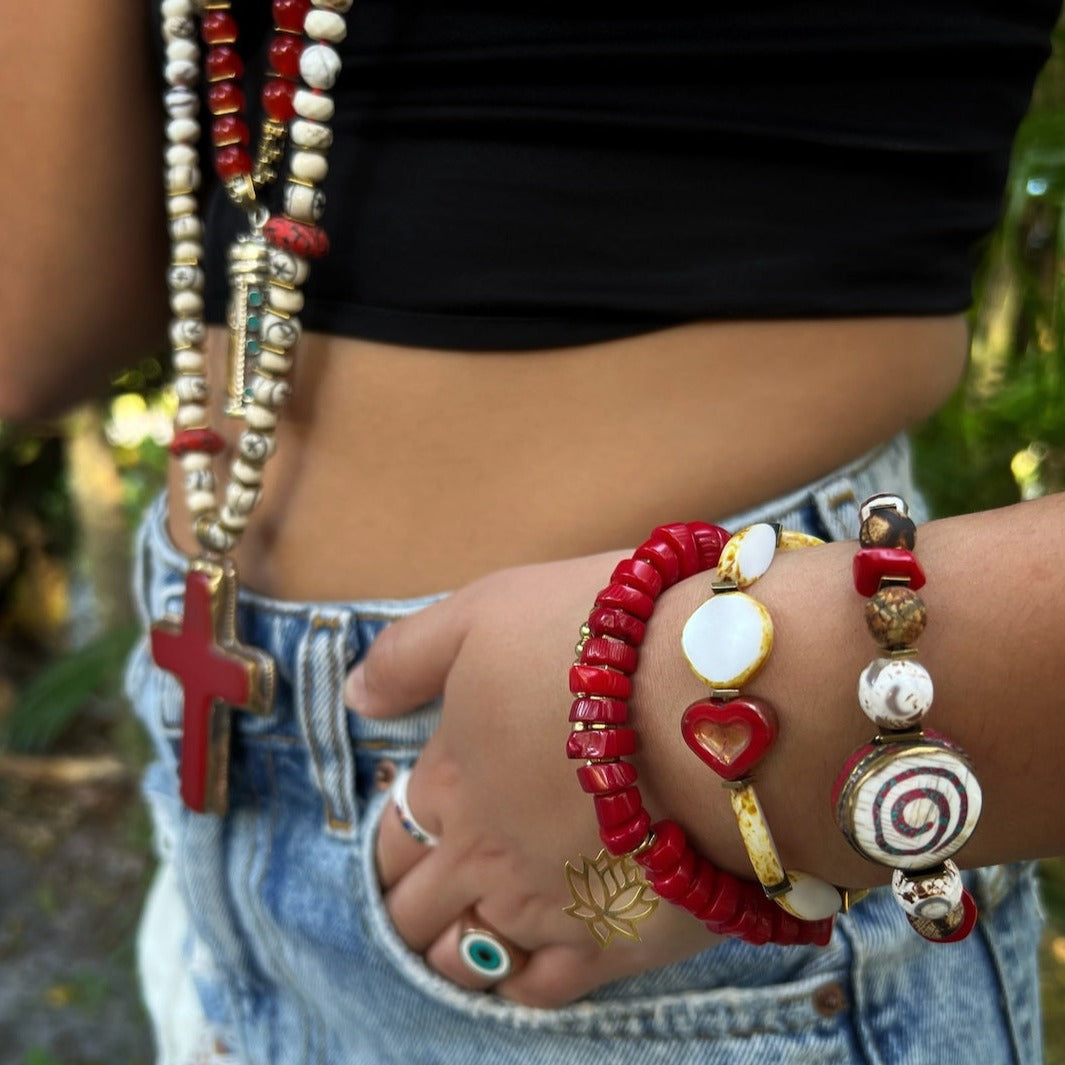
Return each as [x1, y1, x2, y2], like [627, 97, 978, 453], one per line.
[458, 929, 513, 981]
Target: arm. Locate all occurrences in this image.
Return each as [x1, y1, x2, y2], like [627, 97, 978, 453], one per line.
[0, 4, 169, 420]
[347, 492, 1065, 1004]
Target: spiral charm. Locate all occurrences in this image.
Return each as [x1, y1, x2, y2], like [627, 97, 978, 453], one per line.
[832, 735, 982, 871]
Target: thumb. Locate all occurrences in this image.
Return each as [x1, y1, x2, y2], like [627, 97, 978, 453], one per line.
[344, 591, 469, 718]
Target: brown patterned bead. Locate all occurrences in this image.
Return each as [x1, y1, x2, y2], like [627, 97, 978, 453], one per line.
[864, 585, 926, 648]
[859, 509, 917, 550]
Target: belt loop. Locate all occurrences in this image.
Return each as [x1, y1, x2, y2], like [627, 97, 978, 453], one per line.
[812, 480, 860, 542]
[295, 610, 359, 839]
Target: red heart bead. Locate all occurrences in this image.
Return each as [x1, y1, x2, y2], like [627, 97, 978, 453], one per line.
[680, 697, 778, 781]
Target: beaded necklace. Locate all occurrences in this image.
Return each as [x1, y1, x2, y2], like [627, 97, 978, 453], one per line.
[151, 0, 351, 815]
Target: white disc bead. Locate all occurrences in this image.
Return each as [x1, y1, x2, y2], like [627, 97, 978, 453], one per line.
[174, 375, 208, 404]
[164, 89, 198, 120]
[775, 871, 842, 922]
[225, 483, 261, 516]
[186, 491, 216, 516]
[258, 350, 295, 375]
[180, 451, 212, 473]
[173, 349, 206, 373]
[858, 657, 934, 730]
[268, 285, 305, 315]
[681, 592, 773, 689]
[291, 150, 329, 183]
[167, 118, 200, 144]
[244, 405, 279, 431]
[174, 404, 207, 428]
[161, 0, 197, 17]
[232, 458, 264, 486]
[169, 290, 204, 316]
[717, 523, 778, 588]
[290, 118, 333, 150]
[283, 182, 326, 222]
[167, 193, 199, 218]
[304, 10, 347, 41]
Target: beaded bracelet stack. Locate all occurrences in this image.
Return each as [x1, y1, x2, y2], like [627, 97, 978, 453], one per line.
[680, 524, 844, 924]
[564, 523, 834, 948]
[832, 494, 982, 942]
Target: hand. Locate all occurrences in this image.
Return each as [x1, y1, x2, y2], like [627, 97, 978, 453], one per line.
[344, 553, 724, 1008]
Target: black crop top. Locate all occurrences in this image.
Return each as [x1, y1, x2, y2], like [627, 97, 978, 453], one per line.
[155, 2, 1060, 349]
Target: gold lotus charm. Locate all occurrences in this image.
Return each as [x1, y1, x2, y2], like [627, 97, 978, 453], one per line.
[563, 849, 659, 947]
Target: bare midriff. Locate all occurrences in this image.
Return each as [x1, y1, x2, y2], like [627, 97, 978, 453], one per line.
[166, 315, 969, 599]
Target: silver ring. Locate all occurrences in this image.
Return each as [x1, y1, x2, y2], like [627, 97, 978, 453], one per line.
[458, 927, 514, 982]
[391, 767, 439, 847]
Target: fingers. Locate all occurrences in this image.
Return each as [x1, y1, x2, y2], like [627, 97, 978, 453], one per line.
[344, 590, 470, 718]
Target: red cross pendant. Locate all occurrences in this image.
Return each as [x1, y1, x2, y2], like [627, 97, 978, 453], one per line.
[150, 557, 275, 815]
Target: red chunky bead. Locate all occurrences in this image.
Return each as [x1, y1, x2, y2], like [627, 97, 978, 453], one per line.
[169, 428, 225, 457]
[568, 697, 628, 725]
[268, 34, 304, 78]
[695, 870, 742, 924]
[653, 523, 701, 579]
[600, 809, 652, 855]
[741, 909, 775, 946]
[569, 664, 632, 700]
[677, 859, 717, 915]
[575, 760, 637, 795]
[593, 787, 644, 829]
[595, 582, 655, 621]
[635, 819, 687, 875]
[566, 726, 637, 761]
[206, 45, 243, 82]
[214, 145, 253, 181]
[852, 546, 926, 598]
[587, 606, 646, 646]
[610, 557, 664, 600]
[201, 11, 238, 44]
[635, 536, 681, 586]
[264, 216, 330, 258]
[579, 637, 638, 674]
[207, 80, 245, 115]
[262, 77, 297, 121]
[650, 848, 697, 900]
[691, 522, 731, 568]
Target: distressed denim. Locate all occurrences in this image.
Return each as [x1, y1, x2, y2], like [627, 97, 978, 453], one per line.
[127, 434, 1043, 1065]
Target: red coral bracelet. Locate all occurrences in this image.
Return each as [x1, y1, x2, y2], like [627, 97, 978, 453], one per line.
[563, 522, 834, 948]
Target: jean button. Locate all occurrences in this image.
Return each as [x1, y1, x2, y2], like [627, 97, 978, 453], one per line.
[374, 759, 398, 791]
[813, 981, 848, 1017]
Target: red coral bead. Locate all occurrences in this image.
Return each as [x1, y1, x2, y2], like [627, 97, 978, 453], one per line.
[579, 637, 637, 674]
[635, 819, 686, 875]
[273, 0, 312, 31]
[595, 583, 655, 621]
[207, 80, 245, 116]
[169, 428, 225, 457]
[653, 523, 701, 579]
[566, 727, 637, 761]
[696, 870, 742, 925]
[635, 536, 681, 587]
[677, 860, 717, 915]
[568, 697, 627, 725]
[610, 557, 664, 600]
[650, 847, 697, 900]
[262, 77, 297, 121]
[263, 216, 330, 259]
[212, 115, 250, 147]
[575, 760, 637, 795]
[201, 11, 238, 44]
[215, 145, 253, 181]
[587, 606, 646, 646]
[568, 664, 632, 701]
[268, 34, 304, 78]
[600, 809, 652, 856]
[592, 786, 643, 829]
[691, 522, 731, 569]
[852, 547, 927, 597]
[206, 45, 243, 82]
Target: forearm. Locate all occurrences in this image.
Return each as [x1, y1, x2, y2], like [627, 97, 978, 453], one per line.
[0, 4, 169, 419]
[633, 493, 1065, 890]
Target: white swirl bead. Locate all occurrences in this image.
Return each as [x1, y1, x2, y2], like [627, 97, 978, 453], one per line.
[170, 214, 203, 242]
[268, 285, 305, 315]
[183, 468, 213, 494]
[167, 117, 200, 145]
[219, 505, 250, 531]
[261, 313, 301, 349]
[163, 15, 196, 41]
[239, 431, 276, 463]
[170, 318, 206, 347]
[891, 861, 964, 921]
[167, 165, 201, 193]
[775, 871, 842, 922]
[858, 657, 934, 730]
[299, 44, 342, 90]
[717, 523, 778, 588]
[167, 263, 204, 292]
[268, 248, 310, 285]
[833, 738, 982, 870]
[293, 88, 334, 122]
[249, 376, 292, 409]
[173, 403, 207, 428]
[244, 404, 279, 431]
[291, 150, 329, 184]
[290, 118, 333, 150]
[225, 482, 261, 516]
[231, 458, 264, 486]
[186, 491, 217, 516]
[164, 89, 198, 120]
[169, 290, 204, 317]
[312, 0, 353, 12]
[283, 182, 326, 222]
[174, 375, 208, 404]
[197, 520, 238, 552]
[681, 592, 773, 689]
[304, 10, 347, 41]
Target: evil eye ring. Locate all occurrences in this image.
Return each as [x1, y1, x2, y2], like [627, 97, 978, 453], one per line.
[458, 927, 514, 982]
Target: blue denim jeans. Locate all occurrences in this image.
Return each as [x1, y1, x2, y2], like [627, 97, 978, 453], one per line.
[127, 435, 1044, 1065]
